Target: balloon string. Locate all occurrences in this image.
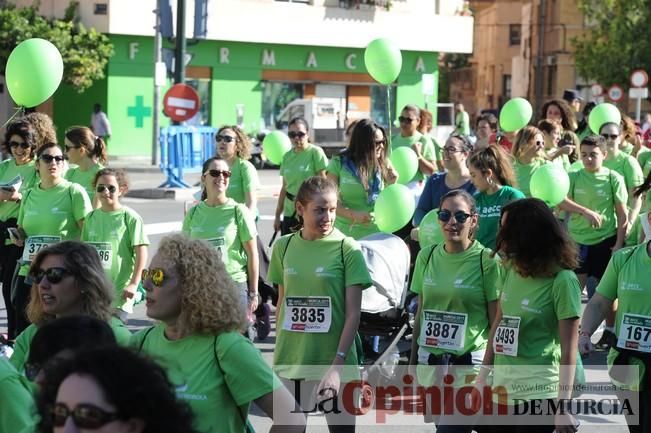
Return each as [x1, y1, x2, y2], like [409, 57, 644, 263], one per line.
[1, 107, 25, 130]
[386, 85, 392, 150]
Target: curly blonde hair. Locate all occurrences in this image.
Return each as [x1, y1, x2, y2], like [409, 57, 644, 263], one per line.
[216, 125, 251, 160]
[27, 242, 114, 326]
[24, 112, 57, 148]
[156, 234, 246, 336]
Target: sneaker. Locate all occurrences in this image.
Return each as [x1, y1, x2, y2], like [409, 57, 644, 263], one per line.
[244, 323, 257, 342]
[595, 329, 617, 349]
[255, 304, 271, 341]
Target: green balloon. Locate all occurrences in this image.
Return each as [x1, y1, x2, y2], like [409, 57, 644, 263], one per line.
[499, 98, 533, 132]
[568, 160, 584, 173]
[588, 103, 621, 134]
[418, 208, 445, 247]
[6, 38, 63, 108]
[262, 131, 291, 165]
[389, 146, 418, 185]
[530, 164, 570, 207]
[374, 184, 415, 233]
[364, 38, 402, 85]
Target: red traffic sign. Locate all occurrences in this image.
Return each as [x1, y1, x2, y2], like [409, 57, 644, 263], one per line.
[630, 69, 649, 88]
[607, 84, 624, 102]
[590, 83, 604, 97]
[163, 84, 200, 122]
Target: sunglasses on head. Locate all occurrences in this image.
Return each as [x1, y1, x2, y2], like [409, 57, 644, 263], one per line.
[142, 268, 165, 286]
[601, 133, 619, 140]
[9, 141, 30, 149]
[288, 131, 307, 139]
[39, 154, 66, 164]
[398, 116, 415, 124]
[206, 169, 231, 179]
[437, 209, 473, 224]
[49, 403, 121, 429]
[32, 267, 71, 284]
[215, 135, 235, 143]
[96, 185, 117, 194]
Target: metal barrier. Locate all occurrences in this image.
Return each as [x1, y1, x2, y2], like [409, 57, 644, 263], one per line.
[159, 126, 217, 188]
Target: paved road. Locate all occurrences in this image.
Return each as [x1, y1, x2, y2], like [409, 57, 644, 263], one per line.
[0, 168, 631, 432]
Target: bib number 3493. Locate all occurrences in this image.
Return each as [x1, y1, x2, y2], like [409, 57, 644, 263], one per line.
[283, 296, 331, 333]
[421, 310, 467, 350]
[493, 315, 521, 357]
[618, 314, 651, 353]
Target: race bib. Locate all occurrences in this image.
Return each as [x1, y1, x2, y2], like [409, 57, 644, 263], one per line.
[493, 315, 520, 357]
[421, 310, 467, 351]
[282, 296, 332, 333]
[87, 242, 113, 270]
[22, 236, 61, 262]
[206, 237, 225, 256]
[617, 314, 651, 353]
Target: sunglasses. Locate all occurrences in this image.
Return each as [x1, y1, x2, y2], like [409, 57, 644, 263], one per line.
[288, 131, 307, 139]
[215, 135, 235, 143]
[32, 267, 71, 284]
[142, 268, 165, 286]
[601, 133, 619, 140]
[9, 141, 30, 149]
[96, 185, 117, 194]
[535, 140, 545, 146]
[437, 209, 473, 224]
[206, 169, 231, 179]
[39, 154, 66, 164]
[50, 403, 120, 429]
[398, 116, 415, 124]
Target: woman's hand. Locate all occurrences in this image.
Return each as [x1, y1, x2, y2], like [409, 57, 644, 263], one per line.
[578, 333, 593, 357]
[554, 411, 579, 433]
[386, 166, 399, 185]
[559, 145, 575, 156]
[581, 209, 603, 228]
[315, 365, 342, 404]
[123, 283, 138, 300]
[273, 215, 281, 233]
[249, 293, 259, 314]
[350, 210, 372, 224]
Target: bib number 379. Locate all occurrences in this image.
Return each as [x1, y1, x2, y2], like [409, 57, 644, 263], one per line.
[493, 315, 521, 357]
[618, 314, 651, 353]
[22, 236, 61, 262]
[283, 296, 331, 333]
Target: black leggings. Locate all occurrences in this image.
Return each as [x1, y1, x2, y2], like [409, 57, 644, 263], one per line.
[0, 218, 22, 340]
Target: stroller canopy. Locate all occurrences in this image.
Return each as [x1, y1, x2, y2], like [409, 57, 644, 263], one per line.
[358, 233, 410, 314]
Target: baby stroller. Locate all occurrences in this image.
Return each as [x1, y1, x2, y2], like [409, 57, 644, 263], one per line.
[357, 232, 413, 381]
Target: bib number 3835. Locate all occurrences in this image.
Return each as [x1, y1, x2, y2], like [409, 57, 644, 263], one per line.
[618, 314, 651, 353]
[493, 315, 521, 357]
[421, 310, 467, 350]
[283, 296, 331, 333]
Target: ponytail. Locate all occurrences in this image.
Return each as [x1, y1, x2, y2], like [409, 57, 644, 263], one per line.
[65, 126, 108, 164]
[94, 136, 108, 164]
[468, 144, 518, 187]
[634, 171, 651, 198]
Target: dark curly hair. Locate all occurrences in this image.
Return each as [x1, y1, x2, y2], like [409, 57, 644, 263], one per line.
[2, 118, 37, 157]
[36, 346, 198, 433]
[495, 198, 578, 278]
[541, 99, 577, 132]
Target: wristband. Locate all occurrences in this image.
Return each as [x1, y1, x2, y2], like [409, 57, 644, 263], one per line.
[247, 291, 258, 300]
[335, 351, 346, 360]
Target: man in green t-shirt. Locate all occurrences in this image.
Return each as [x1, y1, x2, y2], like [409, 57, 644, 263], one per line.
[454, 102, 470, 136]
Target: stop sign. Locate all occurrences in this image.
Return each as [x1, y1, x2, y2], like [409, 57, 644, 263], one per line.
[163, 84, 200, 122]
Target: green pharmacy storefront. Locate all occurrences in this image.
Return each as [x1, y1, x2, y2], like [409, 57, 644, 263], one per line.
[52, 35, 440, 159]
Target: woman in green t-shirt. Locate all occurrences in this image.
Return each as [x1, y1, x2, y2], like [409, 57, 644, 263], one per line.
[468, 145, 525, 250]
[183, 157, 259, 317]
[9, 241, 131, 374]
[477, 198, 581, 433]
[0, 119, 39, 340]
[512, 126, 549, 197]
[82, 168, 149, 322]
[215, 125, 258, 213]
[409, 190, 501, 432]
[135, 234, 304, 433]
[12, 142, 93, 335]
[538, 119, 574, 171]
[326, 118, 398, 239]
[64, 126, 107, 205]
[579, 240, 651, 433]
[274, 117, 328, 235]
[267, 176, 373, 431]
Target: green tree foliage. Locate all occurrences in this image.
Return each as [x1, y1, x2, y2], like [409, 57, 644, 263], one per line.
[572, 0, 651, 87]
[0, 2, 113, 92]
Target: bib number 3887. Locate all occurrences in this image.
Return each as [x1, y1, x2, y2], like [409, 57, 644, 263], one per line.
[421, 310, 467, 350]
[493, 316, 521, 357]
[618, 314, 651, 353]
[283, 296, 331, 333]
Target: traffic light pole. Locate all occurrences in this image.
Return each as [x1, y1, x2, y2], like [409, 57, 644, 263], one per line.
[174, 0, 186, 85]
[152, 5, 162, 166]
